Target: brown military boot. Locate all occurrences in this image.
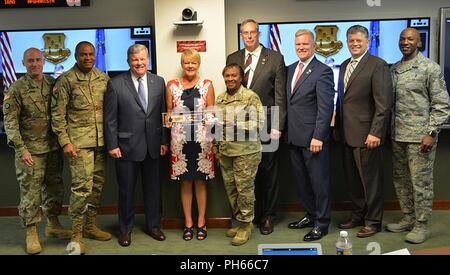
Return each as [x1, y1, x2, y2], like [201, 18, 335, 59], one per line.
[405, 221, 431, 244]
[83, 211, 112, 241]
[231, 222, 253, 246]
[45, 216, 72, 239]
[226, 226, 240, 238]
[26, 225, 42, 255]
[386, 214, 415, 233]
[67, 219, 85, 255]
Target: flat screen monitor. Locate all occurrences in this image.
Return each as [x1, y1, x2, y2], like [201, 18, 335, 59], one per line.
[0, 25, 154, 89]
[439, 8, 450, 109]
[258, 243, 323, 255]
[0, 25, 154, 133]
[238, 18, 431, 91]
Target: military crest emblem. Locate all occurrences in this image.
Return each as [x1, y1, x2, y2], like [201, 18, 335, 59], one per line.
[41, 33, 71, 64]
[314, 25, 343, 57]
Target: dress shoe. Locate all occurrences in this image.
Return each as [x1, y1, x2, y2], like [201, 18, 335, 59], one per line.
[338, 219, 364, 229]
[288, 216, 314, 229]
[118, 233, 131, 247]
[260, 219, 274, 235]
[303, 226, 328, 241]
[148, 228, 166, 241]
[356, 225, 380, 238]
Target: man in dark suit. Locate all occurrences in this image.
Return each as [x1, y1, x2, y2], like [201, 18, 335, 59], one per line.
[285, 30, 335, 241]
[104, 44, 168, 246]
[226, 19, 287, 235]
[335, 25, 392, 238]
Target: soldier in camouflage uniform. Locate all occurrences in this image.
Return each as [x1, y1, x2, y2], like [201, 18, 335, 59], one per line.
[3, 48, 71, 254]
[215, 64, 264, 246]
[386, 28, 450, 244]
[51, 41, 111, 254]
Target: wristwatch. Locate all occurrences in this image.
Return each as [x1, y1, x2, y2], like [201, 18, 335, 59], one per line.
[428, 130, 438, 138]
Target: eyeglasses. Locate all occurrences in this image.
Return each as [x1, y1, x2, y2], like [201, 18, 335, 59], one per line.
[241, 31, 259, 37]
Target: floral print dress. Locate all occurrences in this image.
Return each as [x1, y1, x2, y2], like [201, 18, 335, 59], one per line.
[168, 78, 214, 180]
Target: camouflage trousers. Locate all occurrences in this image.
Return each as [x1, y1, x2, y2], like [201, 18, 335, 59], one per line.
[15, 150, 64, 226]
[219, 152, 262, 223]
[392, 141, 436, 223]
[67, 147, 106, 220]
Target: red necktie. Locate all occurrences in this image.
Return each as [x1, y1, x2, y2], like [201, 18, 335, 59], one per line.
[292, 62, 304, 93]
[243, 54, 252, 87]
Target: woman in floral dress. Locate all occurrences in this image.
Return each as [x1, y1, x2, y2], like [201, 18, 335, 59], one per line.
[165, 49, 215, 241]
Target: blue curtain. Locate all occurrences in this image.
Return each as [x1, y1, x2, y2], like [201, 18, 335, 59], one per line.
[369, 21, 380, 56]
[95, 29, 107, 72]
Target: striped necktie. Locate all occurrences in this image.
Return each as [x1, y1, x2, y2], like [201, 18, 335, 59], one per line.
[243, 53, 252, 87]
[344, 60, 357, 91]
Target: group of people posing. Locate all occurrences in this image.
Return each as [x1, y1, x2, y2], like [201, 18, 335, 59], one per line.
[2, 18, 449, 254]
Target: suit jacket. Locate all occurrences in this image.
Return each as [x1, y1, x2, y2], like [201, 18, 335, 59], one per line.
[226, 46, 287, 131]
[335, 53, 393, 147]
[103, 71, 168, 161]
[286, 57, 335, 147]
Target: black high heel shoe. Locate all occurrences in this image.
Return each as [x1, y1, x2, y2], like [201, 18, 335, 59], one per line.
[196, 225, 207, 240]
[183, 226, 194, 241]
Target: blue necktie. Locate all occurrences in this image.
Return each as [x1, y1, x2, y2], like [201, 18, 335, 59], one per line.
[138, 77, 147, 110]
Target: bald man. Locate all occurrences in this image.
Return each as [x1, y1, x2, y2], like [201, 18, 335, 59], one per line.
[386, 28, 449, 244]
[3, 48, 71, 254]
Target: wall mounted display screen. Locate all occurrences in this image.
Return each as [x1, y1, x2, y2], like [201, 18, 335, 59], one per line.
[440, 8, 450, 98]
[439, 8, 450, 125]
[0, 0, 90, 9]
[238, 18, 430, 90]
[0, 25, 154, 133]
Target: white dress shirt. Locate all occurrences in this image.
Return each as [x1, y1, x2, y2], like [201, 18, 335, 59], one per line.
[344, 50, 368, 90]
[291, 55, 314, 92]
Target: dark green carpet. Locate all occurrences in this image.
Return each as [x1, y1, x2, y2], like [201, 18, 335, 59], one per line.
[1, 211, 449, 255]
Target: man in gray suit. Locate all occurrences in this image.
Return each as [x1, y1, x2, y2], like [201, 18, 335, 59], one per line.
[104, 44, 168, 246]
[335, 25, 392, 238]
[226, 19, 287, 235]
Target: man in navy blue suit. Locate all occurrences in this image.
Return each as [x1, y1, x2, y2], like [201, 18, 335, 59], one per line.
[285, 29, 335, 241]
[104, 44, 168, 246]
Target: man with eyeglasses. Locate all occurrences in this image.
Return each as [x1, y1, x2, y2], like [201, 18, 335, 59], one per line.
[226, 19, 287, 236]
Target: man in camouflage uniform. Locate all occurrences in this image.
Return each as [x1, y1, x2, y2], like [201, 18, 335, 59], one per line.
[51, 41, 111, 254]
[3, 48, 71, 254]
[215, 63, 264, 246]
[386, 28, 449, 244]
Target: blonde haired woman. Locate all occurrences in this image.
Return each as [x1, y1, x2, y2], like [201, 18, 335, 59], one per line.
[166, 49, 215, 240]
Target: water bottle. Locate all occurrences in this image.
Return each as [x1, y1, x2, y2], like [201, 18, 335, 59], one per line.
[336, 230, 352, 255]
